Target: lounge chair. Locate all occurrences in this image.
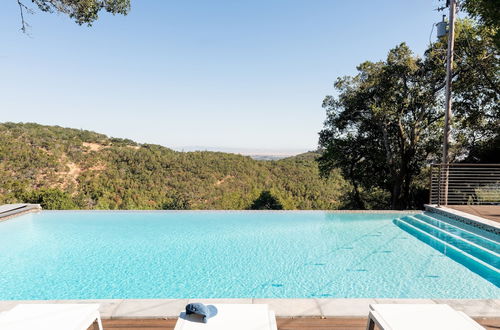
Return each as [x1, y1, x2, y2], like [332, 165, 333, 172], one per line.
[366, 304, 484, 330]
[0, 304, 103, 330]
[174, 304, 277, 330]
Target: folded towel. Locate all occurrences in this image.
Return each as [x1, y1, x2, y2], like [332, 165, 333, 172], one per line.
[185, 303, 218, 323]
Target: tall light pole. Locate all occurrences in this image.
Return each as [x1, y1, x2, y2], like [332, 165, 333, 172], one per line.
[442, 0, 456, 166]
[441, 0, 456, 206]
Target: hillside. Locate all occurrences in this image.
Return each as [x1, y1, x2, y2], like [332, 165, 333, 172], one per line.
[0, 123, 348, 210]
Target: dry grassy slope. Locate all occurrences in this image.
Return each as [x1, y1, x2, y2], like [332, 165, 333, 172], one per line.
[0, 122, 348, 209]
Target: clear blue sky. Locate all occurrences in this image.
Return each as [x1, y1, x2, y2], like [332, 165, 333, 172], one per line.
[0, 1, 443, 153]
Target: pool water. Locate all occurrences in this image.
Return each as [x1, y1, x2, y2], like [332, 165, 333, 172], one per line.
[0, 211, 498, 300]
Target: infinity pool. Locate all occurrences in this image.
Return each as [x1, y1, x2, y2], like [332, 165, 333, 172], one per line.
[0, 211, 498, 300]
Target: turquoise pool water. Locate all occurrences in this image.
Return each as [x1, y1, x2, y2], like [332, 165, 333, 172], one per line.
[0, 211, 498, 300]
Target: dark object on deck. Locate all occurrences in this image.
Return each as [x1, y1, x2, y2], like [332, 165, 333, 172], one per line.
[185, 303, 218, 323]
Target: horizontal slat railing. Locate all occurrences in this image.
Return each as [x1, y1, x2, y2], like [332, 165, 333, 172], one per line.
[430, 164, 500, 206]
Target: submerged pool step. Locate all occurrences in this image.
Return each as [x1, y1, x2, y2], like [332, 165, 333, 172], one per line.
[414, 213, 500, 254]
[401, 215, 500, 269]
[394, 218, 500, 286]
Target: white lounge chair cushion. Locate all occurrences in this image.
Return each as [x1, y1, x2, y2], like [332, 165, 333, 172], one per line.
[0, 304, 102, 330]
[369, 304, 484, 330]
[174, 304, 276, 330]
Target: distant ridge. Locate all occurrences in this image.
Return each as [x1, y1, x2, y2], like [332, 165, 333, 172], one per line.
[248, 155, 288, 161]
[173, 145, 309, 159]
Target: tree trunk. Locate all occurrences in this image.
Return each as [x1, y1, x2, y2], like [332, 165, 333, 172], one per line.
[391, 177, 403, 210]
[391, 159, 415, 210]
[402, 171, 412, 209]
[351, 179, 365, 210]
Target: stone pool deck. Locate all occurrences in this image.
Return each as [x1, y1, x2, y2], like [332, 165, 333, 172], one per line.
[447, 205, 500, 224]
[425, 204, 500, 235]
[1, 298, 499, 319]
[0, 203, 41, 222]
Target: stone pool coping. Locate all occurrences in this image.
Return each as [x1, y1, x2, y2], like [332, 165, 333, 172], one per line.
[0, 299, 499, 319]
[29, 209, 423, 213]
[425, 204, 500, 235]
[0, 208, 422, 222]
[0, 204, 41, 222]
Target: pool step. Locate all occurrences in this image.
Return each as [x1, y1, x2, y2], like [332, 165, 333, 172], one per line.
[394, 218, 500, 286]
[401, 215, 500, 268]
[414, 213, 500, 253]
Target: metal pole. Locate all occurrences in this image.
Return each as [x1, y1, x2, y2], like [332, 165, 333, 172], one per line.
[441, 0, 456, 206]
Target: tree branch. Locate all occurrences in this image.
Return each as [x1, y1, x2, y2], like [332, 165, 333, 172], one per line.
[16, 0, 32, 34]
[17, 0, 27, 33]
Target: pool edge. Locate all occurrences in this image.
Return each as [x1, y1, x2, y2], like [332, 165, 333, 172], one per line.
[425, 204, 500, 235]
[0, 204, 41, 222]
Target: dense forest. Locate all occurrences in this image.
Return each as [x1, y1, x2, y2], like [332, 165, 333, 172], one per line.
[0, 122, 348, 210]
[318, 19, 499, 210]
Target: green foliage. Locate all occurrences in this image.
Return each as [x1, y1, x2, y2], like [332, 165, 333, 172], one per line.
[318, 20, 499, 210]
[462, 0, 500, 47]
[29, 0, 130, 25]
[473, 184, 500, 204]
[0, 122, 348, 210]
[448, 21, 500, 160]
[249, 191, 284, 210]
[318, 43, 443, 210]
[162, 194, 191, 210]
[22, 188, 77, 210]
[464, 131, 500, 163]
